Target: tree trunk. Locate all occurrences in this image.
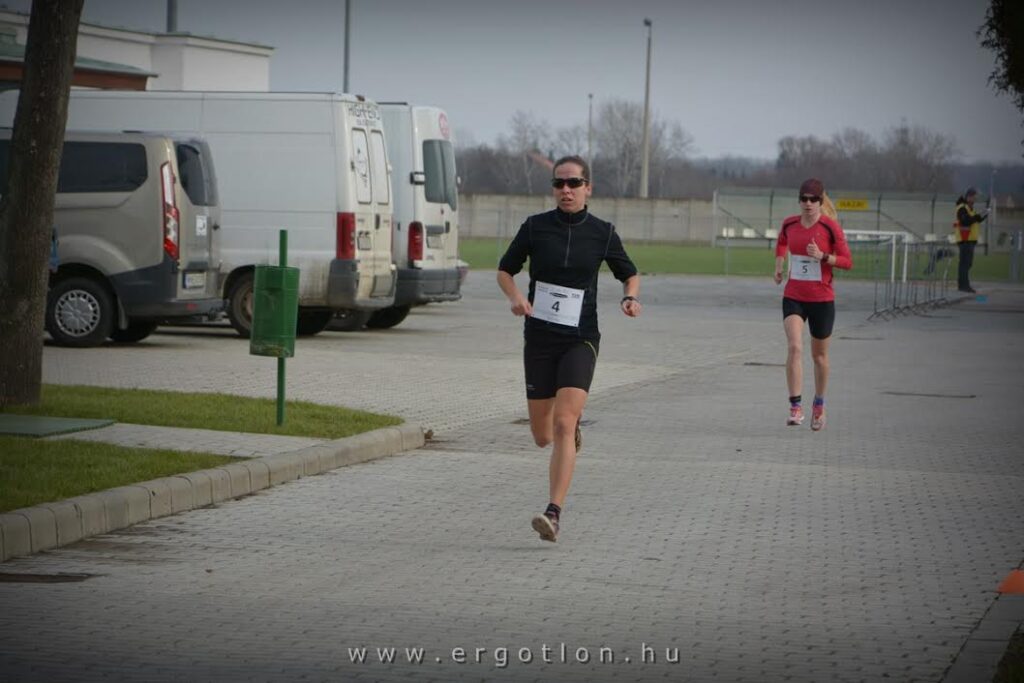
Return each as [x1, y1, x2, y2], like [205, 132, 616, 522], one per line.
[0, 0, 84, 407]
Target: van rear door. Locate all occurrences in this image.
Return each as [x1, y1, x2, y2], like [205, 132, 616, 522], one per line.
[348, 117, 395, 303]
[174, 139, 220, 301]
[415, 108, 458, 287]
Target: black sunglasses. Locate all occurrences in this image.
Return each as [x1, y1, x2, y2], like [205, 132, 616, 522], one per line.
[799, 195, 822, 203]
[552, 177, 588, 189]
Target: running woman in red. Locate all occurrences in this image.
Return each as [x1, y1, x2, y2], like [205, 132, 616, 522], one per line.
[773, 178, 853, 431]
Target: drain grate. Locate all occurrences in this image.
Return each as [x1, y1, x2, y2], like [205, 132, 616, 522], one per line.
[882, 391, 976, 399]
[0, 572, 95, 583]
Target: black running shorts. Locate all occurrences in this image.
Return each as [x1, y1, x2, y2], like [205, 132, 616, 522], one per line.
[523, 328, 599, 400]
[782, 297, 836, 339]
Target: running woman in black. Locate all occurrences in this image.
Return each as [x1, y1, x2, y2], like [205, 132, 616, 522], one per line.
[497, 155, 641, 542]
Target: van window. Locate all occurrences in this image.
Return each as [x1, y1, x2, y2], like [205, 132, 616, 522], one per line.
[351, 128, 371, 204]
[59, 142, 147, 193]
[423, 139, 457, 211]
[176, 143, 217, 207]
[369, 130, 390, 204]
[0, 140, 147, 194]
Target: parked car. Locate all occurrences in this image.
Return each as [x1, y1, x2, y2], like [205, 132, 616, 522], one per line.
[0, 128, 222, 346]
[0, 90, 398, 337]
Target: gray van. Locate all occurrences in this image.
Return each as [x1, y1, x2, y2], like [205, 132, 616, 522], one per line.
[0, 129, 222, 346]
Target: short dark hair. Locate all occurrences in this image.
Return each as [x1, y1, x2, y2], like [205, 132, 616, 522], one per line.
[553, 155, 590, 182]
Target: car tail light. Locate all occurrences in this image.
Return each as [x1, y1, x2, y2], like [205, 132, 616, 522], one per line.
[160, 162, 179, 262]
[408, 221, 424, 264]
[337, 212, 355, 259]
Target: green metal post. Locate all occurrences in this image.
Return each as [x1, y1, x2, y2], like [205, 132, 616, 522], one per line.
[277, 229, 287, 426]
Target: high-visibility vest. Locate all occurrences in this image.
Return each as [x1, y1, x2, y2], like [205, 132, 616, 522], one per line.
[955, 202, 981, 243]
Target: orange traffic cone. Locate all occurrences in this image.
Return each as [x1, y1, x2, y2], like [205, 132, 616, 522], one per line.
[997, 569, 1024, 594]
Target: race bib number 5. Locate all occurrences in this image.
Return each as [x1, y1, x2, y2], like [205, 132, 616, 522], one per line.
[790, 255, 823, 281]
[531, 281, 584, 327]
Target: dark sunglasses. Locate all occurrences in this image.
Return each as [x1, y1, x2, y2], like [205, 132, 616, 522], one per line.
[552, 177, 588, 189]
[799, 195, 822, 203]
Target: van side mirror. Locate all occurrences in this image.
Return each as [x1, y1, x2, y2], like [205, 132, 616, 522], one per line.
[410, 171, 425, 185]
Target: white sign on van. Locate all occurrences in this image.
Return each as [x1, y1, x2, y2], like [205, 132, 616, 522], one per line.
[347, 102, 381, 128]
[196, 215, 208, 237]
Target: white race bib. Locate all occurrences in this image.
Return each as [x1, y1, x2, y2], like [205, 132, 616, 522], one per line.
[790, 255, 822, 281]
[531, 281, 584, 327]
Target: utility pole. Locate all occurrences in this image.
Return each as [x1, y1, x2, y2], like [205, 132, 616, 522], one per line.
[343, 0, 351, 92]
[639, 17, 652, 198]
[166, 0, 177, 32]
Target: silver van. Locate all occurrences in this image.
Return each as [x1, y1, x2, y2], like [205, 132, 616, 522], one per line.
[0, 129, 222, 346]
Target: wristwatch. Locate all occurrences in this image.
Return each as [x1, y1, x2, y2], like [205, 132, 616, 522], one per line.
[621, 295, 639, 304]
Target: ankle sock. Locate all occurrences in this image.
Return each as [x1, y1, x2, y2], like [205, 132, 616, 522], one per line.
[789, 395, 802, 407]
[544, 503, 561, 521]
[813, 396, 825, 407]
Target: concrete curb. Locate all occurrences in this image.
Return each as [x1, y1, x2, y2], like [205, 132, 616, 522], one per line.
[0, 423, 424, 562]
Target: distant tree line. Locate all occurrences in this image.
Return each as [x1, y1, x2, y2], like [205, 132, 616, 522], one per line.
[454, 100, 1021, 199]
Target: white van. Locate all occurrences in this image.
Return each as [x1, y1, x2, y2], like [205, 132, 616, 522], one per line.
[0, 91, 397, 337]
[364, 103, 461, 329]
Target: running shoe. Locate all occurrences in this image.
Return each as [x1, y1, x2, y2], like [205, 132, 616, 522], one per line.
[532, 512, 559, 542]
[574, 419, 582, 454]
[787, 405, 804, 426]
[811, 404, 826, 431]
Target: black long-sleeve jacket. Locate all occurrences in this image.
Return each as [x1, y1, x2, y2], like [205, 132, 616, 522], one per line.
[498, 207, 638, 341]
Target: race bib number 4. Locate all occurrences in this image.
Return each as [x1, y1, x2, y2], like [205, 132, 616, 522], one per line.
[790, 255, 823, 281]
[531, 281, 584, 327]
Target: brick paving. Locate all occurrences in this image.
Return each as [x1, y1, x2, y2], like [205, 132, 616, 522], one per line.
[1, 273, 1021, 682]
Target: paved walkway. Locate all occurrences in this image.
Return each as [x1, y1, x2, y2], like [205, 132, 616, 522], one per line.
[47, 423, 325, 459]
[1, 274, 1022, 682]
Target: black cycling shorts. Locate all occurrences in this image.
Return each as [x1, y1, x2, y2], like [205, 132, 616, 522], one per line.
[523, 328, 599, 400]
[782, 297, 836, 339]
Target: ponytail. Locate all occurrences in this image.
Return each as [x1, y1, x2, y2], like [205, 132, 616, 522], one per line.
[821, 192, 838, 221]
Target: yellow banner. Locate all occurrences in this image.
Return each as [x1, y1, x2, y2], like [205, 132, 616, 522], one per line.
[836, 198, 870, 211]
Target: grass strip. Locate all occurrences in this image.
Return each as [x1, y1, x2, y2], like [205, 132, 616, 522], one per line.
[2, 385, 401, 440]
[0, 437, 236, 513]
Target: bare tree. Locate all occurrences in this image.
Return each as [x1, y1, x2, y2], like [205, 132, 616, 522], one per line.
[551, 124, 587, 160]
[881, 121, 958, 192]
[830, 127, 881, 189]
[496, 110, 550, 194]
[0, 0, 84, 407]
[592, 99, 645, 197]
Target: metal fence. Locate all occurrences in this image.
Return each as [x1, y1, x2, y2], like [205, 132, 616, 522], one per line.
[841, 231, 959, 318]
[713, 187, 965, 244]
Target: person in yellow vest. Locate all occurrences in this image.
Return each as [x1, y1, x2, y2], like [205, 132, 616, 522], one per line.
[954, 187, 988, 293]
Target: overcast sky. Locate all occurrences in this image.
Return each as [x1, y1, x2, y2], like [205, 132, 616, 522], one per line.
[5, 0, 1022, 163]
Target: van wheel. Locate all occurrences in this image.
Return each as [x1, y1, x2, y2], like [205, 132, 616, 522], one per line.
[46, 277, 115, 347]
[109, 320, 158, 343]
[227, 273, 254, 338]
[296, 310, 332, 336]
[327, 309, 371, 332]
[366, 305, 412, 329]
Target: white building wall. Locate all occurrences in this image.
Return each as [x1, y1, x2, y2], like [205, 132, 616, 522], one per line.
[170, 40, 270, 91]
[0, 9, 271, 92]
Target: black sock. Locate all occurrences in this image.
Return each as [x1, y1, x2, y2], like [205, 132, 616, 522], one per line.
[545, 503, 561, 521]
[789, 395, 802, 407]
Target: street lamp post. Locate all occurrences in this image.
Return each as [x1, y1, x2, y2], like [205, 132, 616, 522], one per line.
[639, 18, 652, 199]
[587, 93, 593, 165]
[343, 0, 351, 92]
